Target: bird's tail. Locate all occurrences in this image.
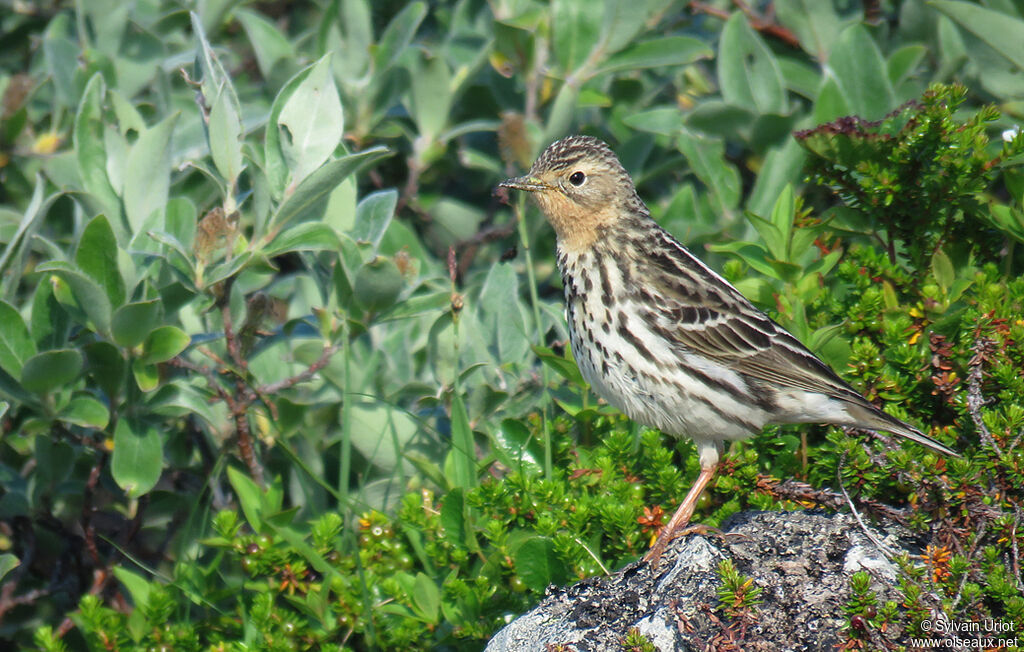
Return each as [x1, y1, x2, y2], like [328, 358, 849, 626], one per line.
[844, 402, 959, 457]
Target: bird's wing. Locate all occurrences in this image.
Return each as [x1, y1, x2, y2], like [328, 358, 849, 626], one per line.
[621, 225, 958, 457]
[637, 229, 862, 401]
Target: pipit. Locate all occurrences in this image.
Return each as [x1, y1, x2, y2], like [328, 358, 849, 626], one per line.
[499, 135, 957, 568]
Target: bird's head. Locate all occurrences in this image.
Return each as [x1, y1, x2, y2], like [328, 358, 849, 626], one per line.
[499, 135, 644, 251]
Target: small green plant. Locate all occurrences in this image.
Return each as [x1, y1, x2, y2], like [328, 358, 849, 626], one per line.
[621, 627, 658, 652]
[715, 559, 763, 620]
[797, 83, 1024, 271]
[841, 570, 900, 647]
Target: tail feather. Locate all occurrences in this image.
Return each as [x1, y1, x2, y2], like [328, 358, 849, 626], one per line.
[844, 402, 959, 457]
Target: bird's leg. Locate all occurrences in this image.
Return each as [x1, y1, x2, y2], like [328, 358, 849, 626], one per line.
[642, 463, 718, 569]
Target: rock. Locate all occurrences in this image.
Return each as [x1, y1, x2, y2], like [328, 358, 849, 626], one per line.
[485, 510, 921, 651]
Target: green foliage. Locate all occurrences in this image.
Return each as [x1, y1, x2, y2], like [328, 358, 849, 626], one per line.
[842, 570, 901, 645]
[716, 559, 763, 620]
[0, 0, 1022, 649]
[797, 83, 1024, 270]
[620, 627, 658, 652]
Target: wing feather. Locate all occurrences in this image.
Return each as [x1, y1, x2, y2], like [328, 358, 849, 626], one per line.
[634, 227, 862, 402]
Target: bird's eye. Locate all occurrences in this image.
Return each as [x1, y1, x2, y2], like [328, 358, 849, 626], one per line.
[568, 171, 586, 186]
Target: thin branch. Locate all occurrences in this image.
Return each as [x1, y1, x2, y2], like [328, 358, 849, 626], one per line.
[168, 357, 231, 403]
[949, 522, 987, 612]
[1014, 506, 1023, 593]
[690, 0, 801, 49]
[258, 342, 341, 395]
[219, 277, 246, 372]
[766, 477, 911, 525]
[837, 452, 895, 559]
[967, 335, 1002, 456]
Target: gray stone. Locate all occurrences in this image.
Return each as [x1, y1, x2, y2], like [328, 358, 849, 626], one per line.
[485, 510, 920, 651]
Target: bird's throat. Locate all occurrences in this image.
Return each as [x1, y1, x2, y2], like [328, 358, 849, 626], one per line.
[534, 192, 616, 254]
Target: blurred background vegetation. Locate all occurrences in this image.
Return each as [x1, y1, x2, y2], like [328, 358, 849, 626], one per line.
[1, 0, 1023, 649]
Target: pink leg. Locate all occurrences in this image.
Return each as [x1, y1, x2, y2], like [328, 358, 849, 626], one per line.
[642, 464, 718, 568]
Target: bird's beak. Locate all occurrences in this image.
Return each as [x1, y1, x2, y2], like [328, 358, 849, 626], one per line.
[498, 175, 550, 192]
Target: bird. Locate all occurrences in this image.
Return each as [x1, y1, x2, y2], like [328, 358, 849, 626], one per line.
[498, 135, 958, 568]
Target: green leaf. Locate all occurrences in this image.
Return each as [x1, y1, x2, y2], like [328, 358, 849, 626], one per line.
[888, 45, 927, 88]
[409, 52, 452, 142]
[675, 132, 741, 213]
[532, 345, 584, 386]
[768, 184, 796, 260]
[36, 262, 113, 334]
[200, 252, 254, 289]
[448, 393, 476, 489]
[375, 291, 451, 323]
[140, 326, 190, 365]
[112, 418, 162, 498]
[74, 74, 122, 229]
[747, 139, 807, 220]
[264, 223, 341, 257]
[278, 54, 344, 187]
[76, 215, 125, 307]
[812, 76, 850, 124]
[0, 176, 61, 295]
[113, 567, 153, 610]
[132, 359, 160, 392]
[208, 77, 244, 188]
[718, 12, 788, 115]
[596, 36, 712, 74]
[552, 0, 601, 73]
[0, 554, 18, 583]
[937, 14, 968, 75]
[57, 395, 110, 428]
[374, 1, 427, 72]
[686, 101, 756, 140]
[440, 487, 466, 547]
[481, 262, 529, 364]
[514, 536, 567, 592]
[85, 341, 125, 399]
[348, 401, 418, 473]
[42, 13, 78, 106]
[235, 7, 295, 78]
[0, 369, 30, 405]
[543, 82, 579, 149]
[191, 11, 237, 110]
[412, 573, 441, 624]
[931, 248, 955, 292]
[123, 113, 178, 235]
[778, 58, 822, 99]
[21, 349, 82, 394]
[112, 300, 162, 349]
[0, 300, 36, 378]
[271, 147, 390, 230]
[931, 0, 1024, 69]
[30, 271, 70, 351]
[335, 0, 373, 81]
[351, 189, 397, 250]
[145, 230, 195, 278]
[597, 0, 652, 56]
[827, 25, 895, 119]
[353, 257, 403, 312]
[146, 381, 221, 429]
[707, 241, 777, 279]
[623, 107, 684, 137]
[494, 418, 543, 474]
[227, 466, 265, 532]
[774, 0, 841, 61]
[265, 64, 317, 199]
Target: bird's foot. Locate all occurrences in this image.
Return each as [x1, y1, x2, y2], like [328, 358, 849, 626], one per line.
[643, 523, 749, 569]
[677, 524, 749, 542]
[642, 523, 717, 570]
